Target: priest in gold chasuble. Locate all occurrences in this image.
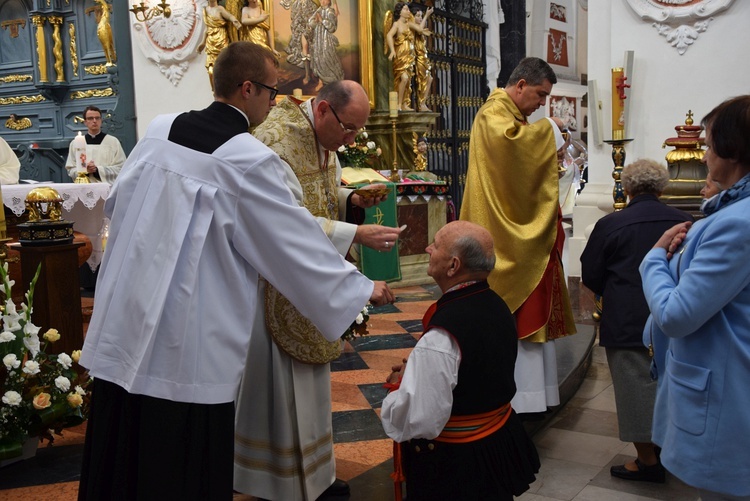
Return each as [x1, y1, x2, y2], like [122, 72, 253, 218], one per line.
[461, 57, 576, 414]
[234, 81, 401, 501]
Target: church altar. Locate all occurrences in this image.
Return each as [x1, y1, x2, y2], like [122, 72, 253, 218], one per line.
[2, 183, 110, 271]
[392, 182, 447, 286]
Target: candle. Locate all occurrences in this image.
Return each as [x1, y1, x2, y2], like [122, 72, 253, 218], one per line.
[611, 67, 625, 139]
[72, 131, 87, 170]
[292, 88, 302, 99]
[389, 91, 399, 118]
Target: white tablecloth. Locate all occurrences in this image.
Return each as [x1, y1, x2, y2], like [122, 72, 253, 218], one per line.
[2, 183, 110, 271]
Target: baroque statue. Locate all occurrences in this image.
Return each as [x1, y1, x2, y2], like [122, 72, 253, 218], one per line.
[307, 0, 344, 91]
[197, 0, 242, 89]
[239, 0, 280, 56]
[94, 0, 116, 65]
[384, 2, 431, 111]
[410, 5, 433, 111]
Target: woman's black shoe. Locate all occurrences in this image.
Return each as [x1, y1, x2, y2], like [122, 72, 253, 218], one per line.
[610, 458, 666, 483]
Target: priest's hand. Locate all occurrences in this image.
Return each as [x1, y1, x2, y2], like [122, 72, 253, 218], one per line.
[351, 183, 388, 208]
[370, 280, 395, 306]
[355, 224, 402, 252]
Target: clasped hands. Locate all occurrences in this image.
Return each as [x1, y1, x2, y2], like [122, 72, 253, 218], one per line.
[654, 221, 692, 259]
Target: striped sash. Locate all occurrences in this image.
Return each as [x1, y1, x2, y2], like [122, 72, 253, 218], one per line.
[435, 403, 512, 443]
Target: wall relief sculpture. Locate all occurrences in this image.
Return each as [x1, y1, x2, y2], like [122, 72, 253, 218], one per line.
[625, 0, 734, 55]
[131, 0, 206, 85]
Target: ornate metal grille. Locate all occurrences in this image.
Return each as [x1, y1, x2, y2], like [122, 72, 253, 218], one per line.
[420, 2, 487, 212]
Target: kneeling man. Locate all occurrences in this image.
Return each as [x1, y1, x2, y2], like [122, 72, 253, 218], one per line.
[381, 220, 540, 501]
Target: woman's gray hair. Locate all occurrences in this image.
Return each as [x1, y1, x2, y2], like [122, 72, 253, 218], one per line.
[621, 159, 670, 197]
[453, 235, 495, 272]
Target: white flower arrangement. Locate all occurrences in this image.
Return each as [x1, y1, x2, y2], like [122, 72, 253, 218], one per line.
[0, 262, 92, 460]
[336, 130, 383, 168]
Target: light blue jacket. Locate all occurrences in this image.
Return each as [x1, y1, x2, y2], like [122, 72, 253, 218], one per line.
[641, 195, 750, 496]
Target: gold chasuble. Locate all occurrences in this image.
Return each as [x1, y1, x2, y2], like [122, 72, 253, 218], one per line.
[461, 88, 575, 342]
[253, 97, 342, 364]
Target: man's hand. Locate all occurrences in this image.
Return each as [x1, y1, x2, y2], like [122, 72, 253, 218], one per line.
[354, 224, 402, 252]
[86, 160, 98, 174]
[386, 358, 407, 384]
[351, 183, 388, 209]
[369, 280, 395, 306]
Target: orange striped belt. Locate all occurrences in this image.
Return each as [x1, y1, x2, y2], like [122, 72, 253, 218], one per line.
[434, 403, 512, 444]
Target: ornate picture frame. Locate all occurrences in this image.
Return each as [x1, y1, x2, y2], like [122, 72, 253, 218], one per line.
[268, 0, 373, 104]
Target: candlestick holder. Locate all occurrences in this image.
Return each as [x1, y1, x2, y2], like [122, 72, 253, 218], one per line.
[603, 138, 634, 211]
[390, 116, 400, 182]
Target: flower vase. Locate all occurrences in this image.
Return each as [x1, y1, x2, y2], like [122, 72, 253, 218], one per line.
[0, 438, 38, 468]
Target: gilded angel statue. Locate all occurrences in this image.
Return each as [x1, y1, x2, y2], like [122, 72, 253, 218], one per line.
[198, 0, 242, 89]
[239, 0, 280, 56]
[94, 0, 116, 65]
[384, 2, 431, 111]
[410, 5, 433, 111]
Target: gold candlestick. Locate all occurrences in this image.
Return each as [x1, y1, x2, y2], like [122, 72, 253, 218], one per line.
[390, 117, 400, 182]
[388, 91, 400, 183]
[603, 138, 634, 211]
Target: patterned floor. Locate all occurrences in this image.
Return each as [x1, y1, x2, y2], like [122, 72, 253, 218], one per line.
[0, 283, 704, 500]
[0, 285, 442, 500]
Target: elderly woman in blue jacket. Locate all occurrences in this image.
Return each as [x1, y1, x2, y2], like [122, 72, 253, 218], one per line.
[640, 95, 750, 500]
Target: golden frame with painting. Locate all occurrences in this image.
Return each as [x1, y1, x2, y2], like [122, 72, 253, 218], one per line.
[267, 0, 374, 107]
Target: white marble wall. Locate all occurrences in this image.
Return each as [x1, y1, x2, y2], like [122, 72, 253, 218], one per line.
[569, 0, 750, 276]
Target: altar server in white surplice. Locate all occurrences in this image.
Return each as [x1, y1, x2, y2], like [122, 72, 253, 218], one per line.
[233, 80, 402, 501]
[0, 136, 20, 185]
[77, 43, 394, 501]
[65, 105, 126, 184]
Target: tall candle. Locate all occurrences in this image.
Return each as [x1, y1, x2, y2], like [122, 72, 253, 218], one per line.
[292, 88, 302, 99]
[611, 67, 625, 139]
[72, 131, 87, 170]
[389, 91, 399, 118]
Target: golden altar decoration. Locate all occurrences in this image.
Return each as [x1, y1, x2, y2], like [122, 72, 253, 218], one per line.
[17, 187, 74, 246]
[660, 110, 706, 217]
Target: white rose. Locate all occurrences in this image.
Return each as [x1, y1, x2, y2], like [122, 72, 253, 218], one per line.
[0, 331, 16, 343]
[55, 376, 71, 392]
[23, 360, 41, 375]
[2, 391, 22, 406]
[355, 313, 364, 324]
[57, 353, 73, 370]
[337, 145, 346, 153]
[75, 385, 86, 396]
[367, 141, 376, 150]
[3, 353, 20, 370]
[361, 131, 368, 139]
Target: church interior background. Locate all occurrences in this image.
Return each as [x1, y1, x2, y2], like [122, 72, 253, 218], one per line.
[1, 0, 750, 499]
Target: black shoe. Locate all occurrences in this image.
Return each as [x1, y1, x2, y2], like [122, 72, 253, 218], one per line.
[610, 458, 666, 483]
[321, 478, 350, 496]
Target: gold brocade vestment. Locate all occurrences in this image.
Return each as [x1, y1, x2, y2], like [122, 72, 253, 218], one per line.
[252, 97, 342, 363]
[460, 88, 575, 342]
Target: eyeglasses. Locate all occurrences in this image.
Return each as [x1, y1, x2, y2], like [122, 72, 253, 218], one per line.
[238, 81, 279, 101]
[328, 104, 364, 135]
